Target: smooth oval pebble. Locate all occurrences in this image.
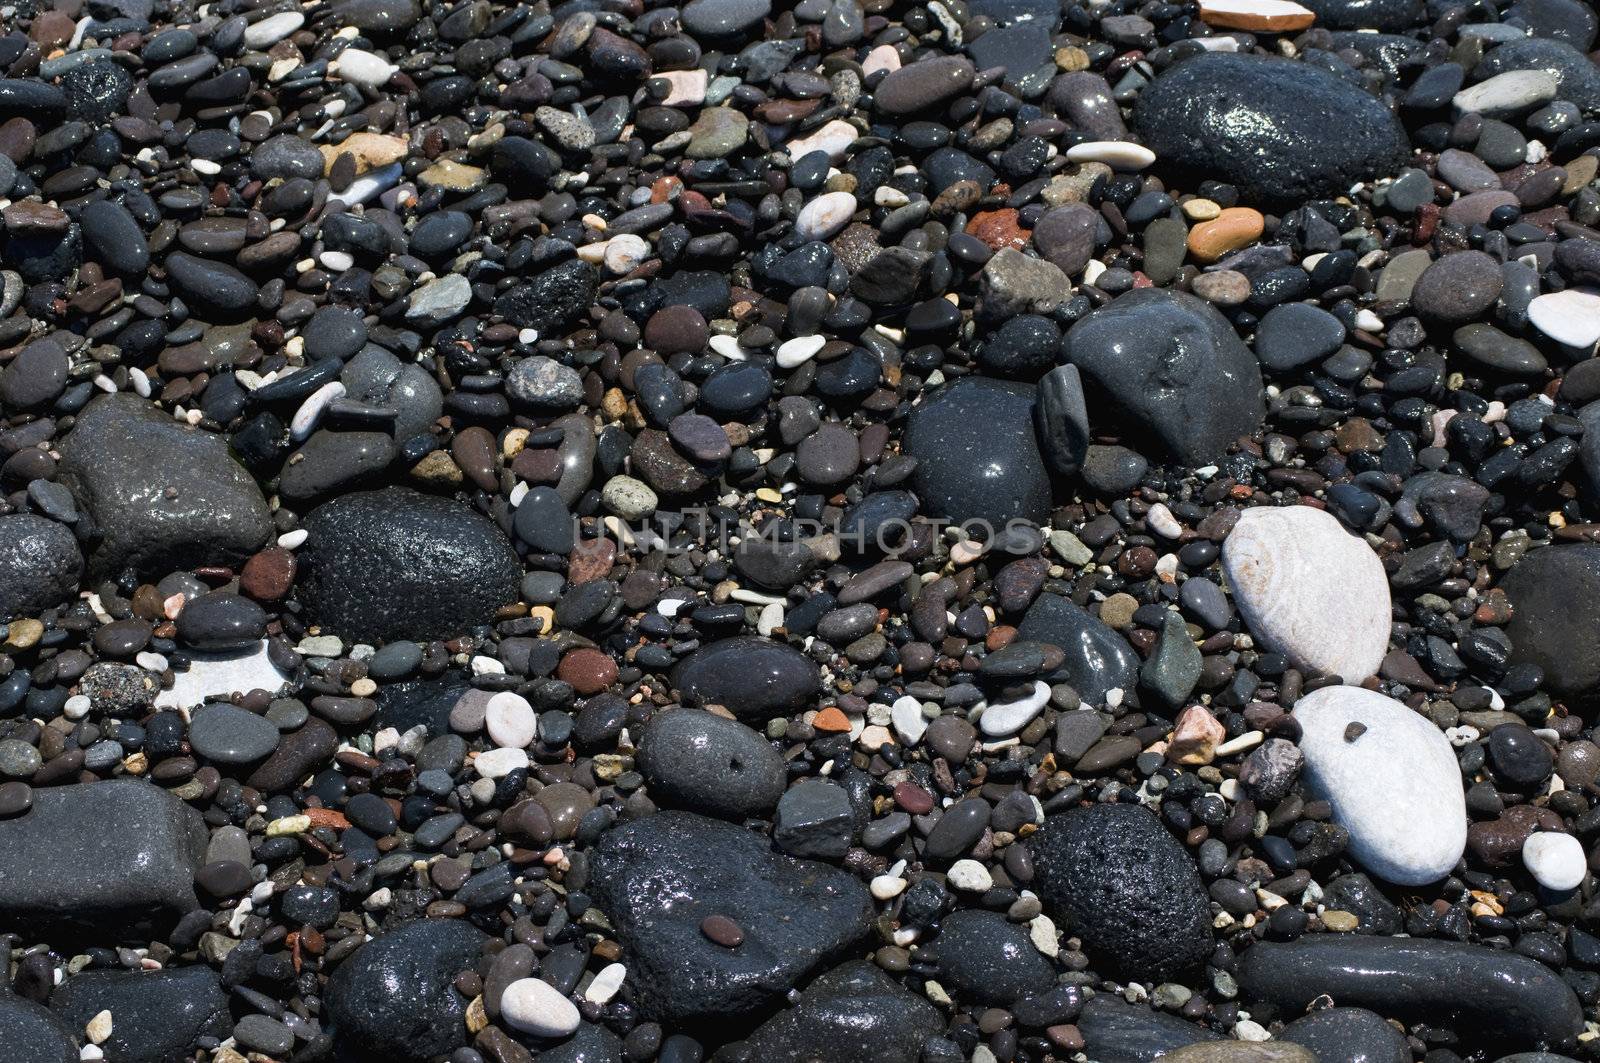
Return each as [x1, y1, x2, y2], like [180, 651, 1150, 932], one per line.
[1222, 505, 1390, 683]
[499, 977, 581, 1037]
[1523, 832, 1586, 891]
[1292, 685, 1467, 885]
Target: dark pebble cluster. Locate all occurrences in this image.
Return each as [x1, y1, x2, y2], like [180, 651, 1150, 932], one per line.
[1, 0, 1599, 1059]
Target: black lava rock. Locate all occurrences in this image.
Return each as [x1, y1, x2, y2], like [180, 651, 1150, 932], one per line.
[0, 514, 83, 619]
[1031, 803, 1213, 982]
[740, 960, 944, 1063]
[297, 487, 521, 643]
[1501, 545, 1600, 700]
[905, 376, 1052, 528]
[671, 636, 822, 722]
[50, 967, 230, 1063]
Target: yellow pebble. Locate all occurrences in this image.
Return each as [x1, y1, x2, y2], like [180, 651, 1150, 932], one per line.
[1182, 198, 1221, 221]
[266, 815, 311, 837]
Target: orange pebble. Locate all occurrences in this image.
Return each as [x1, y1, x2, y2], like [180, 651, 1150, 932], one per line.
[1187, 207, 1266, 264]
[812, 707, 852, 733]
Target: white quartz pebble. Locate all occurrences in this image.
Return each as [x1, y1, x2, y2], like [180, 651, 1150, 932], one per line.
[1065, 141, 1155, 170]
[1523, 832, 1587, 892]
[794, 192, 857, 240]
[1527, 289, 1600, 350]
[500, 977, 581, 1037]
[1293, 685, 1467, 885]
[978, 680, 1051, 737]
[485, 691, 537, 748]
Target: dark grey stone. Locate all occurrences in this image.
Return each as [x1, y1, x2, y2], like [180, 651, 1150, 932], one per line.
[933, 909, 1056, 1005]
[1016, 594, 1138, 706]
[637, 708, 785, 819]
[1502, 545, 1600, 701]
[0, 514, 82, 619]
[740, 960, 943, 1063]
[326, 919, 488, 1062]
[1280, 1007, 1410, 1063]
[0, 779, 206, 938]
[672, 636, 821, 721]
[1237, 937, 1584, 1051]
[297, 487, 521, 643]
[1060, 288, 1264, 464]
[774, 778, 854, 859]
[50, 968, 229, 1063]
[1133, 53, 1410, 204]
[58, 395, 272, 579]
[905, 376, 1051, 528]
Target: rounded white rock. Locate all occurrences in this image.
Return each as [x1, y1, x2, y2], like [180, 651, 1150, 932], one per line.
[485, 691, 537, 748]
[333, 48, 396, 88]
[243, 11, 304, 48]
[1292, 685, 1467, 885]
[776, 335, 826, 369]
[1527, 289, 1600, 350]
[474, 746, 530, 779]
[500, 977, 581, 1038]
[892, 695, 928, 745]
[794, 191, 857, 241]
[1222, 505, 1390, 683]
[978, 680, 1051, 737]
[1523, 832, 1587, 892]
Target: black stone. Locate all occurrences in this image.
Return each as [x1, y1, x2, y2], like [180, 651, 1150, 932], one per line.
[588, 810, 874, 1025]
[905, 376, 1051, 528]
[1031, 803, 1213, 982]
[326, 919, 488, 1062]
[672, 636, 822, 721]
[297, 487, 521, 643]
[1133, 53, 1410, 205]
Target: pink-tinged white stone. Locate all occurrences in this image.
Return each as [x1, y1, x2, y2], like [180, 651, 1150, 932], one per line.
[794, 191, 857, 240]
[657, 69, 708, 107]
[785, 119, 859, 162]
[863, 44, 902, 77]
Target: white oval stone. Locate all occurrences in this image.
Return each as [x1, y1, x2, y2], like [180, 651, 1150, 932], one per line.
[978, 680, 1051, 737]
[1222, 505, 1390, 683]
[776, 334, 826, 369]
[333, 48, 396, 88]
[500, 977, 581, 1037]
[485, 691, 537, 748]
[657, 69, 708, 107]
[474, 746, 530, 779]
[947, 858, 994, 892]
[785, 119, 859, 163]
[794, 191, 857, 241]
[603, 233, 650, 274]
[584, 962, 627, 1004]
[1523, 832, 1586, 891]
[1293, 685, 1467, 885]
[1527, 289, 1600, 350]
[1065, 141, 1155, 170]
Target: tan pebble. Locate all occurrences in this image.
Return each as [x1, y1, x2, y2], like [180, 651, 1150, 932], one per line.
[351, 677, 378, 697]
[3, 618, 42, 650]
[1055, 46, 1089, 71]
[1320, 910, 1359, 932]
[502, 427, 529, 458]
[86, 1010, 113, 1044]
[1188, 207, 1265, 263]
[409, 449, 463, 486]
[1182, 197, 1221, 221]
[528, 605, 556, 633]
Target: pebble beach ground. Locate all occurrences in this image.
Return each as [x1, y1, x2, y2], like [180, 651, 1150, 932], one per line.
[0, 0, 1599, 1059]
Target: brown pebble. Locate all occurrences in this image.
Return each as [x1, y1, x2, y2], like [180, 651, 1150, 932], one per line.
[700, 914, 744, 948]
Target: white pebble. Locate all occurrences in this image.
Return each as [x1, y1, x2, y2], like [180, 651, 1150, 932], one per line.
[1145, 502, 1182, 539]
[776, 334, 826, 369]
[584, 963, 627, 1005]
[891, 696, 928, 745]
[485, 691, 537, 748]
[244, 11, 304, 48]
[1065, 141, 1155, 170]
[1527, 289, 1600, 350]
[1453, 69, 1558, 116]
[319, 250, 355, 272]
[474, 747, 529, 779]
[977, 680, 1050, 737]
[870, 874, 908, 900]
[785, 119, 859, 163]
[290, 381, 346, 442]
[500, 977, 581, 1038]
[278, 528, 309, 549]
[1523, 832, 1587, 891]
[333, 48, 396, 88]
[946, 858, 993, 892]
[602, 233, 650, 274]
[794, 191, 857, 241]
